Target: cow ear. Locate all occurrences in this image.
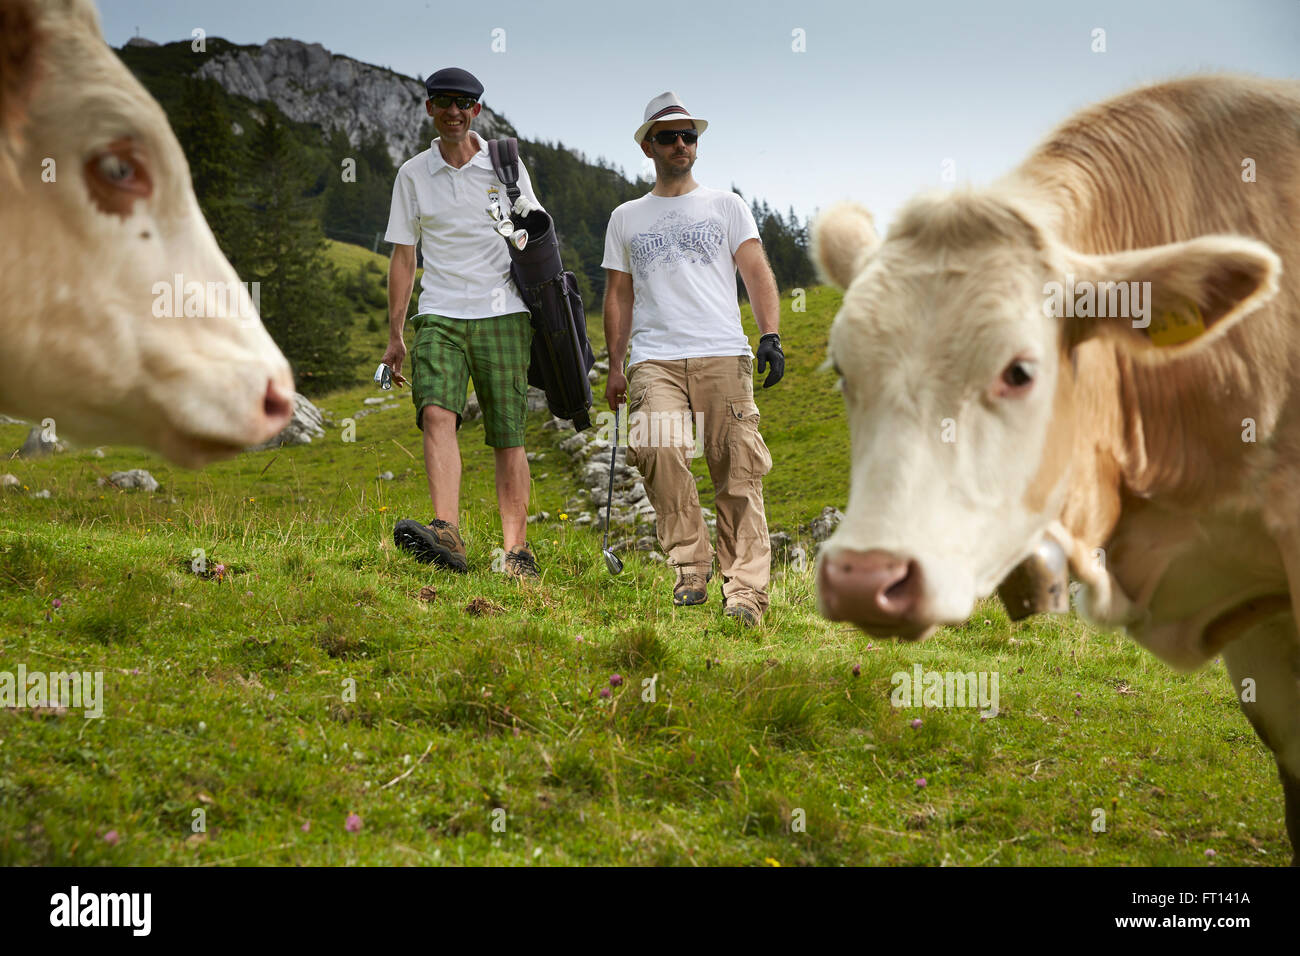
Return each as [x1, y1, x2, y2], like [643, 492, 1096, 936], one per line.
[0, 0, 42, 145]
[811, 202, 880, 289]
[1063, 235, 1281, 351]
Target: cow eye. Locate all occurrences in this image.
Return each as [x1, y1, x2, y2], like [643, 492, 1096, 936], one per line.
[97, 153, 134, 183]
[998, 359, 1037, 395]
[85, 138, 153, 218]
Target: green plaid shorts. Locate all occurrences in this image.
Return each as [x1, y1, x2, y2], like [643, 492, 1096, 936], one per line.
[408, 312, 533, 448]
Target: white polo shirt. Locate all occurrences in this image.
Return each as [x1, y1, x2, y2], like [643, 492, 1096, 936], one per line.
[385, 131, 541, 319]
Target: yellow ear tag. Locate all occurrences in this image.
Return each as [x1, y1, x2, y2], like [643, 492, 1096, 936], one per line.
[1147, 299, 1205, 346]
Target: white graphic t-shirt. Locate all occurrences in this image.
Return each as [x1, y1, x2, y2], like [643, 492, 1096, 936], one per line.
[601, 186, 760, 366]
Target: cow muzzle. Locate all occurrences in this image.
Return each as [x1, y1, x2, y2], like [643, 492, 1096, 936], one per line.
[817, 547, 935, 640]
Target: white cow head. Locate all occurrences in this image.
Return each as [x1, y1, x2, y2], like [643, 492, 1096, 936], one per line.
[812, 192, 1281, 639]
[0, 0, 294, 467]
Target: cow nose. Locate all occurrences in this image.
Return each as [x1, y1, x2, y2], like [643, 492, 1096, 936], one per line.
[819, 548, 925, 634]
[263, 378, 294, 429]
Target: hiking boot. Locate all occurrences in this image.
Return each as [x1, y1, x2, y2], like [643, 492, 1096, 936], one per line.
[724, 600, 762, 627]
[673, 568, 711, 606]
[393, 518, 468, 572]
[504, 544, 539, 580]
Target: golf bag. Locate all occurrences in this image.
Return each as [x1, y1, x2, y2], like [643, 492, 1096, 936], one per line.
[488, 137, 596, 431]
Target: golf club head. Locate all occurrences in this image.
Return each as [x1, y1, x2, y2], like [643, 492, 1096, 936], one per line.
[487, 199, 503, 221]
[494, 218, 515, 238]
[509, 229, 528, 251]
[603, 548, 624, 575]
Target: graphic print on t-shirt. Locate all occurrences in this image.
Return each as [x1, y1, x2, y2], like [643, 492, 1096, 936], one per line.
[629, 210, 726, 280]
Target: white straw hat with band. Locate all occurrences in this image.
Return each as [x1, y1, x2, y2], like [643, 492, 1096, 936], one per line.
[633, 91, 709, 144]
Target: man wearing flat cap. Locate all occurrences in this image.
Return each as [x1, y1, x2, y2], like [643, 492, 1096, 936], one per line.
[602, 92, 784, 626]
[384, 67, 545, 579]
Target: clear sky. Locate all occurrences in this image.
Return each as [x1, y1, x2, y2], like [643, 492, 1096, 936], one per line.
[100, 0, 1299, 228]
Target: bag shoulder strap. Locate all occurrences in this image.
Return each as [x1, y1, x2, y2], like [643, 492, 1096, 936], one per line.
[487, 137, 521, 203]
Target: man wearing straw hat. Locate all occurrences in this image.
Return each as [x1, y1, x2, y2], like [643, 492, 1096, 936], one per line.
[601, 92, 784, 626]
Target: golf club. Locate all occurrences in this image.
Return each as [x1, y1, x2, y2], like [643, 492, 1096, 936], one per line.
[492, 216, 529, 251]
[602, 405, 623, 575]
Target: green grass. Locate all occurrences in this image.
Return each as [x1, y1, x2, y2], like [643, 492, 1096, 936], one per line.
[0, 279, 1287, 866]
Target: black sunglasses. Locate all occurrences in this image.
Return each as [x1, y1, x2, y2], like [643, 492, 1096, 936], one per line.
[430, 94, 478, 110]
[650, 129, 699, 146]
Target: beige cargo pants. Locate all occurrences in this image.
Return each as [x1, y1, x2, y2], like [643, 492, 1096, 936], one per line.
[625, 355, 772, 613]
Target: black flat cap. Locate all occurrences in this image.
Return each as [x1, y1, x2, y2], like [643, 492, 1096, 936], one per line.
[424, 67, 483, 99]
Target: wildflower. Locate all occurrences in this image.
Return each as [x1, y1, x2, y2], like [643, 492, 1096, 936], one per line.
[103, 830, 120, 845]
[910, 718, 922, 729]
[609, 674, 623, 687]
[345, 813, 362, 832]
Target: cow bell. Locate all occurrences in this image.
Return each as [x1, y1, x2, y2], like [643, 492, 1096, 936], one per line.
[997, 536, 1070, 620]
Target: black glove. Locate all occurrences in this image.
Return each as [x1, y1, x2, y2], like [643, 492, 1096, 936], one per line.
[756, 332, 785, 388]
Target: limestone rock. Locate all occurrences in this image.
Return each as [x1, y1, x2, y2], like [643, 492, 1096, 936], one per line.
[807, 506, 845, 542]
[246, 392, 325, 451]
[193, 38, 515, 168]
[769, 531, 794, 562]
[99, 469, 159, 493]
[526, 386, 549, 414]
[17, 426, 64, 458]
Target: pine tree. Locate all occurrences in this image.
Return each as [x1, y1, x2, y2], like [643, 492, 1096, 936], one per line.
[242, 109, 356, 394]
[171, 77, 254, 272]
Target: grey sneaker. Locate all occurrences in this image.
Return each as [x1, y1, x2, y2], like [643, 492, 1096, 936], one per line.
[504, 544, 539, 580]
[673, 569, 711, 606]
[394, 518, 468, 572]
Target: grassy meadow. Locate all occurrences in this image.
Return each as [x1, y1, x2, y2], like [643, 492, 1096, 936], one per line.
[0, 244, 1287, 865]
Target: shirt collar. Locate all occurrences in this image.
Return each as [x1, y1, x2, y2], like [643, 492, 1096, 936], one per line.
[426, 131, 493, 174]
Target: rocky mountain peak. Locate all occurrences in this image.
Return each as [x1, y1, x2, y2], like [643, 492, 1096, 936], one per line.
[193, 38, 515, 166]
